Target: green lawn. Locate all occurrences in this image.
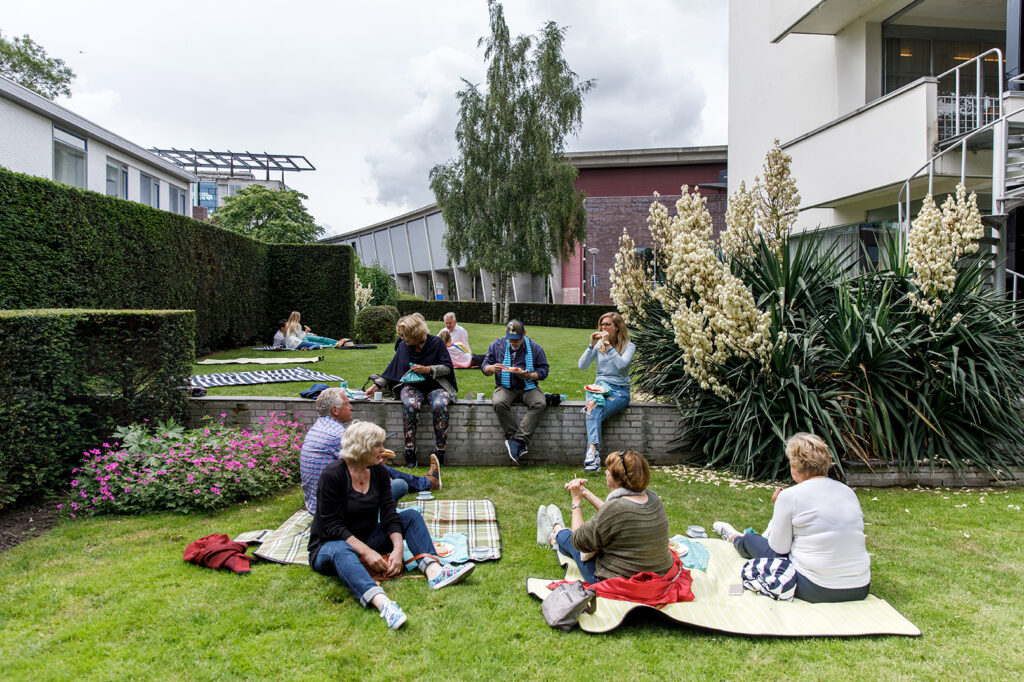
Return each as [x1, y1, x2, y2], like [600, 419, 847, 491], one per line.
[194, 320, 605, 401]
[2, 468, 1022, 680]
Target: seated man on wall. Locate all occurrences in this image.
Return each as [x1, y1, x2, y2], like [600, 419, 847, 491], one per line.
[481, 320, 549, 465]
[300, 388, 440, 515]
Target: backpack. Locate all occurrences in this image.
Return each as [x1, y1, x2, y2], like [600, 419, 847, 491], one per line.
[541, 580, 597, 631]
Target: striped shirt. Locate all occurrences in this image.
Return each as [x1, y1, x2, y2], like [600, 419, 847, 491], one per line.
[299, 416, 346, 515]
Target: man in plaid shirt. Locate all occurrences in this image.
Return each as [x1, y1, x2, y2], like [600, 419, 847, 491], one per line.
[300, 389, 439, 515]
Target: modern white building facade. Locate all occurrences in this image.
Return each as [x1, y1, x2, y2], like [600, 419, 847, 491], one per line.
[0, 76, 195, 212]
[729, 0, 1023, 287]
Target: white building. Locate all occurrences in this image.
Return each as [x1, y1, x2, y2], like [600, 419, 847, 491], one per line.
[729, 0, 1023, 288]
[0, 76, 195, 212]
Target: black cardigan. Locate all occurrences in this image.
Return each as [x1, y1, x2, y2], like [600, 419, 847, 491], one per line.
[307, 459, 400, 565]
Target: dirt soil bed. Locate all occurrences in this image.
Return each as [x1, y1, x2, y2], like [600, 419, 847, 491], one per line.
[0, 501, 59, 554]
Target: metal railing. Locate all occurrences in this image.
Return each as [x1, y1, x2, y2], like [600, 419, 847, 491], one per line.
[936, 49, 1004, 141]
[1009, 269, 1024, 303]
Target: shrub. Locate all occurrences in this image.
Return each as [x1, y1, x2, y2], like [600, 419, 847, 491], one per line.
[61, 414, 304, 516]
[355, 305, 399, 344]
[0, 166, 354, 353]
[356, 257, 399, 308]
[0, 309, 195, 508]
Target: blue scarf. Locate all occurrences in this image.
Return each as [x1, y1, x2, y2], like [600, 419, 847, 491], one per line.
[501, 337, 537, 390]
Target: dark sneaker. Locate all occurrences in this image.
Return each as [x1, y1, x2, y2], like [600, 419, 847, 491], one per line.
[404, 449, 417, 467]
[516, 440, 528, 460]
[505, 439, 520, 464]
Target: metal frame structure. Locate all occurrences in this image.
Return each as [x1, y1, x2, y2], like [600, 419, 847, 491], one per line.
[147, 149, 315, 182]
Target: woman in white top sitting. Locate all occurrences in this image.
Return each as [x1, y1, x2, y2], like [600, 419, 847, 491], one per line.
[713, 433, 871, 603]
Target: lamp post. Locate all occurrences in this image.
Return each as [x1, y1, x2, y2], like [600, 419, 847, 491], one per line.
[588, 247, 600, 303]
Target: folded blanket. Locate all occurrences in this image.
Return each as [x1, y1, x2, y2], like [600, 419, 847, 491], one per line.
[549, 554, 693, 607]
[191, 367, 343, 388]
[183, 533, 251, 574]
[197, 356, 323, 365]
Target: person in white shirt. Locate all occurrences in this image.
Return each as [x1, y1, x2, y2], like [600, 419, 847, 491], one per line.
[441, 312, 470, 349]
[713, 433, 871, 603]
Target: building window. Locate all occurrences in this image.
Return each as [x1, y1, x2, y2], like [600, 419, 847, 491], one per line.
[882, 26, 1004, 97]
[169, 185, 186, 215]
[53, 127, 86, 189]
[106, 158, 128, 198]
[140, 173, 159, 208]
[198, 181, 218, 213]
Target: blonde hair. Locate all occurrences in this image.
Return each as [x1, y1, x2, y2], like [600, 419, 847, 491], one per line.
[438, 329, 452, 344]
[285, 310, 302, 337]
[785, 433, 832, 476]
[396, 314, 429, 344]
[603, 449, 650, 492]
[599, 312, 629, 355]
[341, 421, 385, 466]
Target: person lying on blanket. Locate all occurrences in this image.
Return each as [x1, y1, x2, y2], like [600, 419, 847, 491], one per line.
[284, 310, 351, 349]
[308, 421, 475, 630]
[713, 432, 871, 603]
[536, 449, 674, 584]
[300, 389, 439, 515]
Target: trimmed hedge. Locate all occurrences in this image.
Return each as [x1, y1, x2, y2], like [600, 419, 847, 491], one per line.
[0, 309, 194, 508]
[268, 244, 356, 340]
[355, 305, 400, 343]
[396, 300, 610, 329]
[0, 167, 353, 353]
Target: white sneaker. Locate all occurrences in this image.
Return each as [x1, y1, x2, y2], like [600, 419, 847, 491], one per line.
[713, 521, 740, 542]
[379, 599, 406, 630]
[547, 504, 565, 533]
[536, 505, 553, 545]
[583, 447, 601, 472]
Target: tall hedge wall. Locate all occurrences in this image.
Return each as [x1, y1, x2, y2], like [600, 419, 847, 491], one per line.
[0, 309, 194, 508]
[0, 167, 354, 352]
[397, 300, 611, 329]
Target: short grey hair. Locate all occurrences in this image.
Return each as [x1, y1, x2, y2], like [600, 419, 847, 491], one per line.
[315, 387, 348, 416]
[443, 312, 456, 322]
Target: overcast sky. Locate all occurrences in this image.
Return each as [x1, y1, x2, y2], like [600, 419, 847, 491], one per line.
[2, 0, 727, 236]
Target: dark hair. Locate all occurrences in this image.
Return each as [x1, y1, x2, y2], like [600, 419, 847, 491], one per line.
[277, 318, 287, 328]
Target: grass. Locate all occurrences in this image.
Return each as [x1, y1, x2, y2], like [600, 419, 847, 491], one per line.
[193, 320, 606, 401]
[2, 467, 1022, 681]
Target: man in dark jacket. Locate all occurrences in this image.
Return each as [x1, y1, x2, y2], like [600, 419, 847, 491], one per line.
[481, 320, 549, 464]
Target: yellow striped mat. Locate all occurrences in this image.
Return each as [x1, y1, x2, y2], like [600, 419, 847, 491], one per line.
[526, 538, 921, 636]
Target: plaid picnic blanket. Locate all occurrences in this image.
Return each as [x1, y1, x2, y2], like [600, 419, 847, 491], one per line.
[527, 538, 920, 636]
[190, 367, 343, 388]
[234, 499, 501, 565]
[197, 356, 324, 365]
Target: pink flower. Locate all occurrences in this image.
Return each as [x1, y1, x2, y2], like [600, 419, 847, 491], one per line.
[210, 487, 221, 495]
[220, 413, 227, 418]
[193, 489, 200, 494]
[71, 480, 79, 487]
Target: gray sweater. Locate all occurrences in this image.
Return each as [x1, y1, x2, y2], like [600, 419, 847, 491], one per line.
[571, 489, 674, 579]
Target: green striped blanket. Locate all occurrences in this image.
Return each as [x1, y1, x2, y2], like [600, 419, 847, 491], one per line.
[234, 499, 501, 565]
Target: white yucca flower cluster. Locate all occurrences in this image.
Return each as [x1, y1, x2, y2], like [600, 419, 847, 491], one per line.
[611, 188, 774, 399]
[354, 279, 374, 313]
[608, 228, 652, 326]
[720, 140, 799, 264]
[906, 184, 983, 319]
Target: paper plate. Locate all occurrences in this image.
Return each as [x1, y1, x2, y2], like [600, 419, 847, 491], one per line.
[584, 384, 610, 393]
[434, 541, 454, 557]
[669, 540, 689, 557]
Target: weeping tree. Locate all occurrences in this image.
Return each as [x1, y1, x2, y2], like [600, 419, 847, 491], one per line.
[430, 0, 592, 322]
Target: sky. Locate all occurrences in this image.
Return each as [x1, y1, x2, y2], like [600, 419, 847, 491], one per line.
[1, 0, 728, 237]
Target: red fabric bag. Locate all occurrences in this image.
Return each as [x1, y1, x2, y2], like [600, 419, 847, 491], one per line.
[548, 554, 694, 607]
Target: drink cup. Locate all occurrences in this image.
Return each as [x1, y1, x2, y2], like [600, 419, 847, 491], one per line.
[374, 391, 383, 401]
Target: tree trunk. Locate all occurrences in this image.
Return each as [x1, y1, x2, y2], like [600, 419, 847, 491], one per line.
[490, 270, 499, 324]
[502, 271, 512, 322]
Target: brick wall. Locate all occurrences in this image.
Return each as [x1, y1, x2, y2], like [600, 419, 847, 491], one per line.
[585, 192, 727, 306]
[190, 396, 692, 466]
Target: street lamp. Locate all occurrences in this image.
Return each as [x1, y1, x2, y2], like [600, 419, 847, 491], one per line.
[588, 247, 600, 303]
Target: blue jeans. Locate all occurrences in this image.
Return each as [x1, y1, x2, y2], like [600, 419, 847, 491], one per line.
[312, 509, 437, 607]
[555, 528, 599, 584]
[387, 467, 432, 501]
[296, 340, 322, 350]
[585, 384, 630, 454]
[734, 533, 870, 603]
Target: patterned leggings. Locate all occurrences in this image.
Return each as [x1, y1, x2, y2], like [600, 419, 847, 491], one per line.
[399, 385, 450, 456]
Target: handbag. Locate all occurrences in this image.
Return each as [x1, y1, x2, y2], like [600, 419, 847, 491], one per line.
[541, 580, 597, 631]
[400, 365, 426, 383]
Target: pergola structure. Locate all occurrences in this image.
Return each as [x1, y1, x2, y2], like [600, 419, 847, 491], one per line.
[148, 149, 315, 182]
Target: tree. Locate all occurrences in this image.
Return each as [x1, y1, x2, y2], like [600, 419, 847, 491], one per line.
[429, 0, 592, 322]
[0, 31, 75, 100]
[355, 256, 399, 308]
[213, 185, 323, 244]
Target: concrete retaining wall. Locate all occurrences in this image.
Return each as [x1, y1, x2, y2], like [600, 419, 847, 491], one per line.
[189, 396, 691, 466]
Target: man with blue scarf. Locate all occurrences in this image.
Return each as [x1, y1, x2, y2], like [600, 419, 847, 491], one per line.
[481, 320, 550, 464]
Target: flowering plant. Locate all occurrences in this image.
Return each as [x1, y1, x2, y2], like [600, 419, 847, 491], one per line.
[60, 413, 305, 517]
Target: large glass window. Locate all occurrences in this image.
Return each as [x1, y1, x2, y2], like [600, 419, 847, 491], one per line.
[169, 185, 186, 215]
[106, 158, 128, 198]
[883, 26, 1005, 96]
[198, 181, 218, 213]
[52, 127, 86, 189]
[140, 173, 159, 208]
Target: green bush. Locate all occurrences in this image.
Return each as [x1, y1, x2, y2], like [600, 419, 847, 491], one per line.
[0, 309, 195, 508]
[355, 305, 400, 344]
[356, 258, 400, 308]
[63, 414, 304, 516]
[396, 300, 609, 327]
[0, 167, 354, 353]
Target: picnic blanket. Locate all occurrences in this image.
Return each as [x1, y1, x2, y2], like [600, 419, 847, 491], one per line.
[526, 538, 920, 637]
[197, 356, 324, 365]
[234, 499, 502, 565]
[190, 367, 343, 389]
[252, 344, 378, 351]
